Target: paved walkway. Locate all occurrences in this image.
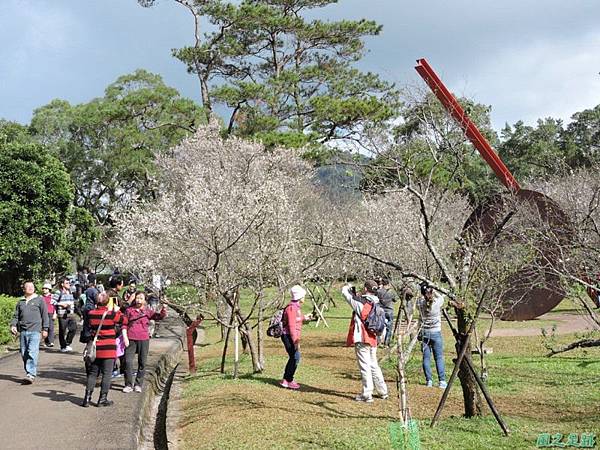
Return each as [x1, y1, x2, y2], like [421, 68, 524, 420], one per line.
[0, 317, 182, 450]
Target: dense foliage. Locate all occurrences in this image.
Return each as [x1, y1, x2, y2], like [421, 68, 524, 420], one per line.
[0, 122, 96, 294]
[30, 70, 205, 225]
[140, 0, 400, 153]
[0, 295, 18, 345]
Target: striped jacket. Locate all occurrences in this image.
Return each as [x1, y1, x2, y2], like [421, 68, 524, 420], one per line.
[88, 306, 128, 359]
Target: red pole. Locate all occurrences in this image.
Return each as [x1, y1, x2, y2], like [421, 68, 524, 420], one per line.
[414, 58, 521, 192]
[186, 315, 204, 374]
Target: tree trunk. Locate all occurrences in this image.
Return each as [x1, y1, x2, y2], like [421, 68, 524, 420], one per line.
[257, 297, 265, 369]
[456, 309, 483, 417]
[220, 310, 235, 374]
[238, 313, 263, 373]
[233, 321, 239, 379]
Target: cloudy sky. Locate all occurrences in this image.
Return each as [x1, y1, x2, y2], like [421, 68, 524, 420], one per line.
[1, 0, 599, 131]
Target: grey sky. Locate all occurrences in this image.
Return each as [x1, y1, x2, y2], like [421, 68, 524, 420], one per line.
[1, 0, 599, 131]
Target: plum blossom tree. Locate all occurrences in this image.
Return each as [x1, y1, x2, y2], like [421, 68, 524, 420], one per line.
[528, 169, 600, 355]
[110, 122, 322, 374]
[316, 90, 534, 419]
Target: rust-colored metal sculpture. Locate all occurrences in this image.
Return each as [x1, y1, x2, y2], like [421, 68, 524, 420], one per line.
[415, 59, 572, 320]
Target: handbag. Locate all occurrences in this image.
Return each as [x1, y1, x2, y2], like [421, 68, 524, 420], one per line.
[83, 310, 108, 364]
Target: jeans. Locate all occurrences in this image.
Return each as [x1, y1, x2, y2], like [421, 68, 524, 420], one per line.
[281, 334, 300, 382]
[421, 330, 446, 383]
[124, 339, 149, 387]
[20, 331, 41, 377]
[58, 315, 76, 349]
[354, 342, 388, 397]
[384, 311, 394, 346]
[86, 358, 114, 395]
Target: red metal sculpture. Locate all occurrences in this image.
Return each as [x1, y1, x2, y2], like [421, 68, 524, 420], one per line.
[415, 58, 573, 320]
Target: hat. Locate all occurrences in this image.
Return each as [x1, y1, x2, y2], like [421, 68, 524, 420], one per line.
[290, 285, 306, 302]
[364, 280, 379, 293]
[42, 282, 52, 290]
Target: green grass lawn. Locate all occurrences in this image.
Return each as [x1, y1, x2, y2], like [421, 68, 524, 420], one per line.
[176, 290, 599, 450]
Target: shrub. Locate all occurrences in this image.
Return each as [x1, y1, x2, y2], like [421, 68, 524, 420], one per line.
[0, 294, 18, 345]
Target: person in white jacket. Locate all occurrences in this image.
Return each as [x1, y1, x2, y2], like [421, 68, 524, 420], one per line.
[342, 280, 388, 403]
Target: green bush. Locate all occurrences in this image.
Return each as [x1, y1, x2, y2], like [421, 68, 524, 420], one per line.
[0, 294, 18, 345]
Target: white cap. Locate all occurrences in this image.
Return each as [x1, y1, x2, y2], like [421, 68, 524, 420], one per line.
[42, 282, 52, 290]
[290, 285, 306, 302]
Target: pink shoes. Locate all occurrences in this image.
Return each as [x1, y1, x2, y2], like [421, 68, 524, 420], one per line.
[280, 379, 300, 390]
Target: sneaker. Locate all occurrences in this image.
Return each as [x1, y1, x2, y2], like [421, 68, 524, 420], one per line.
[287, 381, 300, 390]
[45, 342, 54, 348]
[439, 381, 448, 389]
[111, 370, 122, 379]
[23, 374, 35, 384]
[378, 393, 389, 400]
[60, 345, 73, 353]
[354, 394, 374, 403]
[425, 380, 433, 387]
[123, 385, 133, 393]
[134, 385, 142, 393]
[279, 379, 289, 389]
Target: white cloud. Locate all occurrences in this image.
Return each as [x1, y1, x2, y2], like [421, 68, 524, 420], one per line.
[464, 31, 600, 129]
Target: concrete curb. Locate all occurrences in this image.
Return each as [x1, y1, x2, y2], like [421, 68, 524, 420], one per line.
[130, 315, 186, 449]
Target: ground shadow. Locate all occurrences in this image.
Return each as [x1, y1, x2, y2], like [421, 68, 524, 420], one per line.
[0, 372, 30, 385]
[240, 374, 352, 400]
[302, 399, 395, 420]
[37, 367, 88, 385]
[32, 389, 82, 406]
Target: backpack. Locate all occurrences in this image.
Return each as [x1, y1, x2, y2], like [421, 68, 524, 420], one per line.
[267, 307, 287, 338]
[362, 298, 386, 336]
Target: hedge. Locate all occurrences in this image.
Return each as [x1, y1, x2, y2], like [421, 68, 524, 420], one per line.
[0, 295, 18, 345]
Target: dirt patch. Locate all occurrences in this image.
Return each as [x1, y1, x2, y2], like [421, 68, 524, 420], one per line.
[490, 313, 597, 337]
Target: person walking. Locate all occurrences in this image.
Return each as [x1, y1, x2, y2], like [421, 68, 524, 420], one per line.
[82, 292, 128, 407]
[122, 291, 167, 393]
[53, 277, 77, 353]
[41, 282, 56, 347]
[376, 278, 397, 347]
[106, 276, 125, 377]
[279, 285, 312, 390]
[416, 281, 463, 389]
[341, 280, 388, 403]
[10, 281, 49, 384]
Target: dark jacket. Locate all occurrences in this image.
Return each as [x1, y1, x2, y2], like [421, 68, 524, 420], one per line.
[376, 288, 396, 313]
[84, 286, 99, 308]
[11, 296, 49, 332]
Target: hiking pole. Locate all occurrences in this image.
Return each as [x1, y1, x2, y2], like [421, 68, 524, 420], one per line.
[430, 295, 485, 427]
[438, 307, 510, 436]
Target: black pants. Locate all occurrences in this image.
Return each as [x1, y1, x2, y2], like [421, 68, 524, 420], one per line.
[281, 334, 300, 382]
[86, 358, 113, 395]
[45, 313, 55, 345]
[124, 339, 150, 387]
[58, 315, 76, 349]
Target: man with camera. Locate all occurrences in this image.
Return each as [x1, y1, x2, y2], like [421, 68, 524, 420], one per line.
[341, 280, 389, 403]
[53, 277, 77, 353]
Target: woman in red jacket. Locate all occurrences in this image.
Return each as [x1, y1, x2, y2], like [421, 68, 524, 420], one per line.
[83, 292, 128, 407]
[122, 291, 167, 393]
[280, 285, 312, 390]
